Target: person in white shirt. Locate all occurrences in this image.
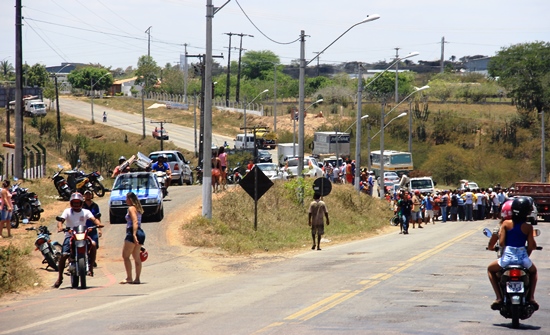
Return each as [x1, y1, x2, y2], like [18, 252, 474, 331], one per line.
[53, 193, 102, 288]
[489, 188, 501, 219]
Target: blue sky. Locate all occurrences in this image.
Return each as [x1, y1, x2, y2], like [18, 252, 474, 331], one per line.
[0, 0, 548, 69]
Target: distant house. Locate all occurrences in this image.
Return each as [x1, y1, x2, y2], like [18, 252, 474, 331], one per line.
[46, 63, 81, 93]
[111, 77, 140, 96]
[463, 57, 491, 75]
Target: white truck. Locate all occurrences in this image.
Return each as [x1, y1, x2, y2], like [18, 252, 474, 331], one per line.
[277, 143, 298, 166]
[399, 175, 436, 195]
[24, 99, 47, 117]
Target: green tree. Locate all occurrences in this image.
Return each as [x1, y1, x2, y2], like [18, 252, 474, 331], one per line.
[24, 63, 49, 87]
[67, 67, 113, 91]
[1, 60, 14, 79]
[241, 50, 280, 80]
[364, 71, 415, 99]
[134, 55, 159, 89]
[488, 41, 550, 115]
[160, 63, 184, 94]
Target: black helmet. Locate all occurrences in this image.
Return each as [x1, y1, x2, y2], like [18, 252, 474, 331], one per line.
[119, 156, 126, 162]
[511, 196, 532, 219]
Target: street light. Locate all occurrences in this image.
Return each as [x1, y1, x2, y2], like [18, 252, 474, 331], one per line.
[293, 98, 323, 156]
[298, 14, 380, 184]
[90, 72, 111, 123]
[378, 85, 429, 199]
[52, 63, 71, 141]
[243, 89, 269, 146]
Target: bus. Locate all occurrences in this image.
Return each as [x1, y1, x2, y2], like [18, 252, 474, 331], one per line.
[370, 150, 413, 176]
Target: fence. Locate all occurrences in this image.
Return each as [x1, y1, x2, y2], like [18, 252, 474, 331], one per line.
[0, 143, 47, 181]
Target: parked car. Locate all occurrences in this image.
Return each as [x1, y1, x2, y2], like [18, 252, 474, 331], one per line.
[109, 172, 164, 223]
[284, 157, 324, 178]
[149, 150, 193, 185]
[152, 127, 169, 140]
[256, 163, 287, 180]
[384, 172, 400, 184]
[257, 149, 273, 163]
[458, 179, 479, 191]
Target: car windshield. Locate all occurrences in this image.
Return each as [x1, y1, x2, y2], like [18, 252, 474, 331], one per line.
[258, 164, 277, 172]
[258, 150, 270, 157]
[113, 174, 158, 191]
[149, 153, 177, 162]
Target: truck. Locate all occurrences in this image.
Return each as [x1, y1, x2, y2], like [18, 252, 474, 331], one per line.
[8, 96, 47, 117]
[399, 175, 436, 195]
[277, 143, 298, 166]
[508, 182, 550, 221]
[312, 131, 350, 156]
[254, 126, 277, 149]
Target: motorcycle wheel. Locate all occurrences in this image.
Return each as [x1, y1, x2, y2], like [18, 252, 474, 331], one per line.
[511, 305, 520, 329]
[44, 251, 59, 271]
[78, 258, 87, 289]
[21, 202, 32, 220]
[62, 189, 71, 201]
[10, 211, 20, 228]
[92, 181, 105, 197]
[71, 272, 79, 288]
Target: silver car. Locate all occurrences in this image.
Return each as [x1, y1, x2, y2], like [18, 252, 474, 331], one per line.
[149, 150, 193, 185]
[256, 163, 287, 180]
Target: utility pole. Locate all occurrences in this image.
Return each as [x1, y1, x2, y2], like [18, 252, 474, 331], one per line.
[145, 26, 152, 57]
[313, 51, 322, 77]
[224, 33, 234, 107]
[394, 47, 400, 103]
[440, 36, 446, 73]
[150, 120, 172, 151]
[183, 43, 188, 103]
[235, 33, 253, 103]
[15, 0, 24, 178]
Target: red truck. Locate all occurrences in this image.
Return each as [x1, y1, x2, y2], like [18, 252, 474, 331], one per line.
[509, 182, 550, 222]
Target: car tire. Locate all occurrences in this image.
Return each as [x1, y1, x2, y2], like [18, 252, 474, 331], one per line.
[109, 212, 121, 224]
[178, 174, 184, 186]
[153, 206, 164, 222]
[186, 174, 193, 186]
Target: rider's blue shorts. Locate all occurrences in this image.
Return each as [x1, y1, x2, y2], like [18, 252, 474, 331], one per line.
[498, 246, 533, 269]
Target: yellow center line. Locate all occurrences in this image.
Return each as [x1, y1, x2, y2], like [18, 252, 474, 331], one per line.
[262, 224, 484, 331]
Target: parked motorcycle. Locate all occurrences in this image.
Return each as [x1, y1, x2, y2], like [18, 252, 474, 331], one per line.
[10, 178, 43, 222]
[155, 171, 168, 198]
[52, 164, 72, 200]
[64, 161, 105, 197]
[483, 227, 542, 328]
[59, 216, 102, 289]
[227, 166, 242, 185]
[26, 225, 62, 271]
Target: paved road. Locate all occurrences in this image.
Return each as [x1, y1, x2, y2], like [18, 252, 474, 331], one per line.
[1, 213, 549, 334]
[56, 98, 234, 152]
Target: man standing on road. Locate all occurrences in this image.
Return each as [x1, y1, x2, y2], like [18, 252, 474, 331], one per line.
[308, 193, 329, 251]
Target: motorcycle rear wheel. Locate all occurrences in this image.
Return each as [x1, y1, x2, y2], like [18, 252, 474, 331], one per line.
[511, 305, 520, 328]
[92, 181, 105, 197]
[44, 251, 59, 271]
[21, 202, 32, 220]
[10, 212, 20, 229]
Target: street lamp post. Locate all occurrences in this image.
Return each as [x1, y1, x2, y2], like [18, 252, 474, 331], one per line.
[355, 63, 363, 191]
[298, 14, 380, 183]
[243, 89, 269, 146]
[90, 72, 111, 123]
[378, 85, 429, 199]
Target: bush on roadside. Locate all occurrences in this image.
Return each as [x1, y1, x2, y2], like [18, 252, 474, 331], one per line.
[0, 244, 40, 297]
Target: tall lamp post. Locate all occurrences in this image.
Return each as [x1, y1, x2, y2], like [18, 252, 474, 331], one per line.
[336, 114, 369, 176]
[90, 72, 111, 123]
[379, 85, 429, 199]
[52, 63, 71, 141]
[298, 14, 380, 183]
[243, 89, 269, 144]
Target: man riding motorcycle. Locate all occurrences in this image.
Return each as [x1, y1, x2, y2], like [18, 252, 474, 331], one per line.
[53, 192, 102, 288]
[151, 154, 172, 191]
[487, 196, 538, 310]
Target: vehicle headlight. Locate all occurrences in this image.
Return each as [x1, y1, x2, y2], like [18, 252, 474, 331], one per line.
[111, 200, 123, 206]
[145, 198, 158, 204]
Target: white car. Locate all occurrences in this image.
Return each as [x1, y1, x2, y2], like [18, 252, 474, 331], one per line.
[284, 157, 324, 178]
[256, 163, 287, 180]
[384, 172, 400, 184]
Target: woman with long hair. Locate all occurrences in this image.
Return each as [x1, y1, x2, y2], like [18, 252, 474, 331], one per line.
[121, 192, 145, 284]
[0, 180, 13, 238]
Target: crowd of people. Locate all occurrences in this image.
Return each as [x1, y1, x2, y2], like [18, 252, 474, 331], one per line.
[393, 186, 512, 234]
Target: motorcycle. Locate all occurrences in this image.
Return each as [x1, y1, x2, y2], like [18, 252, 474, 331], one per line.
[155, 171, 168, 198]
[64, 160, 106, 197]
[59, 216, 102, 289]
[227, 166, 242, 185]
[10, 178, 43, 222]
[26, 225, 62, 271]
[52, 164, 72, 200]
[194, 165, 203, 185]
[483, 227, 542, 328]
